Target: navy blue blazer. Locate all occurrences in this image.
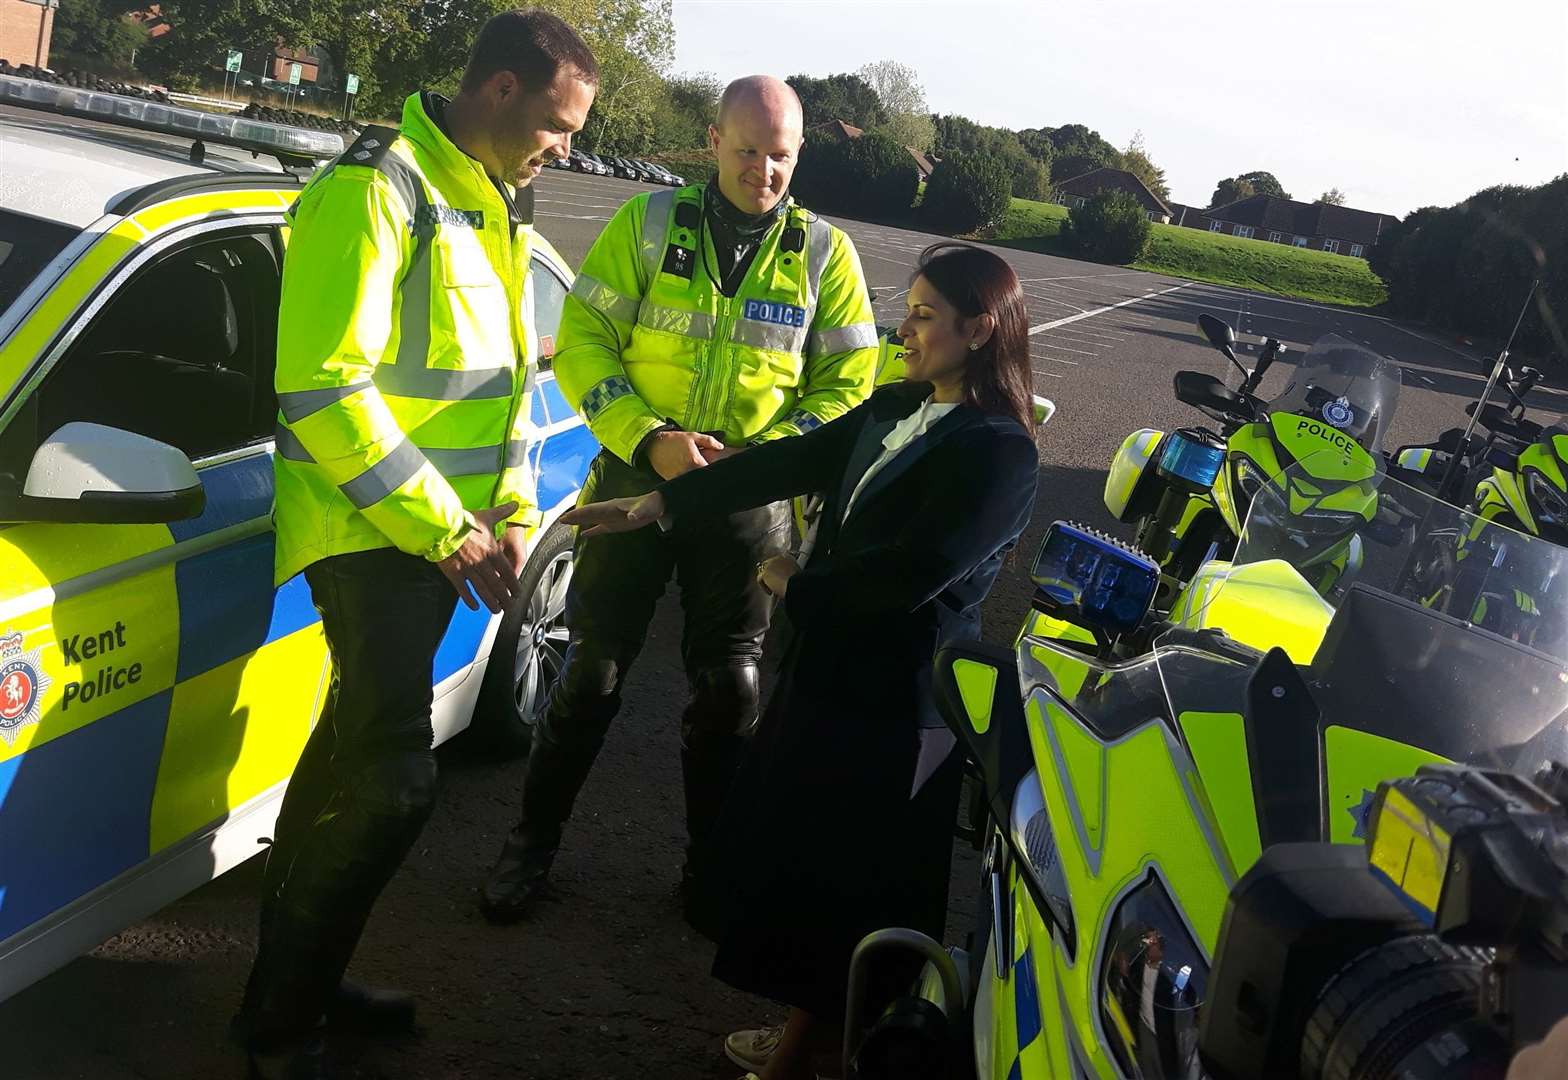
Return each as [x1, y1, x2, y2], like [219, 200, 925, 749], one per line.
[660, 381, 1039, 729]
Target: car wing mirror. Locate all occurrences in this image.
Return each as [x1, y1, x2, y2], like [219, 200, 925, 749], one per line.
[0, 422, 204, 524]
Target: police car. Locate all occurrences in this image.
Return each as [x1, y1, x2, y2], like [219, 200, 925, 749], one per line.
[0, 74, 593, 1001]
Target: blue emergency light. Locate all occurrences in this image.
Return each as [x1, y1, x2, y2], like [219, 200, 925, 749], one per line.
[1155, 429, 1226, 494]
[1030, 522, 1160, 637]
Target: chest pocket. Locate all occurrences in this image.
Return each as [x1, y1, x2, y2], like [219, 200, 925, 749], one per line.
[424, 206, 499, 289]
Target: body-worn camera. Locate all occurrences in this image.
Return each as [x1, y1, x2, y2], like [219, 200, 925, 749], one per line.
[1200, 762, 1568, 1080]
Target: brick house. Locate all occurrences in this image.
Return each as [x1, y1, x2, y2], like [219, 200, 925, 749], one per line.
[264, 44, 323, 85]
[1, 0, 55, 70]
[1054, 167, 1173, 224]
[1186, 194, 1396, 258]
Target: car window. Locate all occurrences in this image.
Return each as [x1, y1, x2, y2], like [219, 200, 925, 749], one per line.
[0, 229, 281, 483]
[0, 211, 79, 314]
[529, 254, 569, 364]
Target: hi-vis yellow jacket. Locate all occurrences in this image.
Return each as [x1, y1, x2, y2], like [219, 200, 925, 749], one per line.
[272, 92, 540, 584]
[555, 184, 878, 464]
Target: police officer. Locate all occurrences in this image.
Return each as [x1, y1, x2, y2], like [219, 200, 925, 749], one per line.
[479, 76, 879, 924]
[231, 12, 597, 1077]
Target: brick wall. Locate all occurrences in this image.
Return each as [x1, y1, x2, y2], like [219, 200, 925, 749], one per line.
[0, 0, 54, 70]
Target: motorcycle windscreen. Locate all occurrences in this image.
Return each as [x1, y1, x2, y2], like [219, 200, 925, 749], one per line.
[1223, 456, 1568, 779]
[1268, 334, 1401, 456]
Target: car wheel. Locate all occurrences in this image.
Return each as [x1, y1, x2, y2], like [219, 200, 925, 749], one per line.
[469, 521, 574, 757]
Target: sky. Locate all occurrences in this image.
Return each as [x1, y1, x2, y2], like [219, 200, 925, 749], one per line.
[670, 0, 1568, 218]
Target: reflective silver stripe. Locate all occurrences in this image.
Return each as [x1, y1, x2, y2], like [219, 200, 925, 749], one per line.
[395, 205, 434, 369]
[339, 439, 428, 509]
[375, 148, 426, 223]
[275, 425, 523, 478]
[571, 273, 640, 323]
[374, 364, 513, 400]
[641, 189, 675, 283]
[424, 444, 504, 478]
[805, 218, 834, 310]
[732, 320, 807, 353]
[273, 423, 315, 462]
[808, 321, 879, 358]
[277, 381, 372, 423]
[637, 301, 715, 340]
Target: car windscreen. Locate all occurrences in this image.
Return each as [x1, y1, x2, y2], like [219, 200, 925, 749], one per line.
[0, 210, 80, 315]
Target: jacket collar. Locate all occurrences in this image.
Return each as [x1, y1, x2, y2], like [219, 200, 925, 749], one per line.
[836, 384, 981, 522]
[400, 92, 533, 223]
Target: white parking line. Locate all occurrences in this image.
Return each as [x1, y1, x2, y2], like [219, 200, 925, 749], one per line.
[1048, 325, 1131, 342]
[1029, 341, 1100, 356]
[1029, 283, 1194, 335]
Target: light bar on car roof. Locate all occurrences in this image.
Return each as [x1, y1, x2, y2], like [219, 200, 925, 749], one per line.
[0, 72, 343, 162]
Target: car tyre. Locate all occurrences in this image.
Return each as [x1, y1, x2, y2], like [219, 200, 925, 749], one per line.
[468, 521, 575, 757]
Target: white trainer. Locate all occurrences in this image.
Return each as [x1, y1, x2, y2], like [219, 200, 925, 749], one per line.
[724, 1024, 784, 1072]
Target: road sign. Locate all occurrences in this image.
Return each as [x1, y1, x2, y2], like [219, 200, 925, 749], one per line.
[288, 63, 303, 86]
[225, 50, 243, 73]
[345, 74, 360, 95]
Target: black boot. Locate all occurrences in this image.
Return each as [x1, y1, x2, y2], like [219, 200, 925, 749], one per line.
[478, 830, 557, 923]
[245, 1024, 332, 1080]
[325, 977, 417, 1035]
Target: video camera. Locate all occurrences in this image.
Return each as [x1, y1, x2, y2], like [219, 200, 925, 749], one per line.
[1200, 762, 1568, 1080]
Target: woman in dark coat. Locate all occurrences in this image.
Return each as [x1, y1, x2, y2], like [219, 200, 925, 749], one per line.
[563, 243, 1039, 1079]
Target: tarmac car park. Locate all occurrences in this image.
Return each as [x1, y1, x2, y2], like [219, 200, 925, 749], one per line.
[0, 73, 595, 1003]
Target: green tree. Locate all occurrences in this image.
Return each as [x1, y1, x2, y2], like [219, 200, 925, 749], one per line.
[787, 72, 885, 130]
[872, 113, 935, 153]
[1045, 123, 1121, 182]
[1062, 189, 1152, 264]
[920, 150, 1011, 234]
[855, 60, 931, 149]
[1237, 170, 1290, 199]
[794, 134, 918, 218]
[649, 71, 720, 152]
[1208, 176, 1256, 209]
[50, 0, 149, 69]
[1120, 130, 1170, 203]
[1318, 187, 1348, 206]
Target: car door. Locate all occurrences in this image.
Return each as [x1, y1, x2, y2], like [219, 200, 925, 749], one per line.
[0, 214, 327, 994]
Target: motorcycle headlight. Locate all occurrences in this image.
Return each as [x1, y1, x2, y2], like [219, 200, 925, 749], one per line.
[1233, 459, 1269, 506]
[1290, 507, 1365, 537]
[1011, 768, 1077, 957]
[1527, 471, 1568, 527]
[1098, 873, 1209, 1080]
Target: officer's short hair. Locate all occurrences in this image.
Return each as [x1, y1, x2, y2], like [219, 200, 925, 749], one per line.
[462, 9, 599, 94]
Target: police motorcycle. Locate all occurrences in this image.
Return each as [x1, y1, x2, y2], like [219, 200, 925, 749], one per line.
[1108, 319, 1399, 606]
[1390, 362, 1546, 507]
[842, 454, 1568, 1080]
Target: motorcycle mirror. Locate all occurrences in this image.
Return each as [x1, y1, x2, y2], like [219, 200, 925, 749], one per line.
[1199, 313, 1236, 351]
[1198, 314, 1249, 380]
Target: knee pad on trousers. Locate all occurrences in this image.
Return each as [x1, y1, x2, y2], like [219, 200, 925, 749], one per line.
[682, 663, 760, 745]
[552, 642, 628, 718]
[346, 750, 439, 825]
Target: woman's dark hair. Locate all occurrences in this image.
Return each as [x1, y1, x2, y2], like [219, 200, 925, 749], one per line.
[462, 9, 600, 94]
[911, 243, 1034, 429]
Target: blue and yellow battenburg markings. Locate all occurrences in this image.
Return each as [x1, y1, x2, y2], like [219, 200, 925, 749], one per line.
[0, 372, 591, 943]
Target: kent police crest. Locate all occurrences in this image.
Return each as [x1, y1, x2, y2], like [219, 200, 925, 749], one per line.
[0, 630, 50, 744]
[1321, 395, 1355, 429]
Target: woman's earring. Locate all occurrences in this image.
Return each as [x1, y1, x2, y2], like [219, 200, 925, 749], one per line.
[968, 342, 980, 351]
